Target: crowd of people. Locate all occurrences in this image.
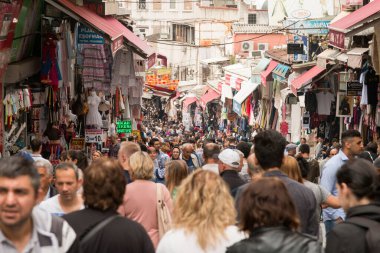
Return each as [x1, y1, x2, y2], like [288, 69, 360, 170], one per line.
[0, 123, 380, 253]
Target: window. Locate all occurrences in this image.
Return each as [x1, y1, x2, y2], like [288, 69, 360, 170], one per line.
[248, 14, 257, 24]
[138, 0, 146, 9]
[170, 0, 176, 9]
[172, 24, 195, 44]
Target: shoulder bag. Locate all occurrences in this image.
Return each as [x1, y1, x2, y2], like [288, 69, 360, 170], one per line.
[156, 184, 172, 239]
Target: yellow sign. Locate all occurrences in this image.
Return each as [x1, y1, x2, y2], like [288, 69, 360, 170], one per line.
[70, 138, 85, 151]
[132, 130, 141, 142]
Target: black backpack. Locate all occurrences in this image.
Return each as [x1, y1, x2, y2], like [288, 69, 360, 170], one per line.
[347, 217, 380, 253]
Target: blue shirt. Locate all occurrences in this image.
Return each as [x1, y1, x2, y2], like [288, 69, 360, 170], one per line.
[320, 150, 348, 221]
[156, 150, 169, 179]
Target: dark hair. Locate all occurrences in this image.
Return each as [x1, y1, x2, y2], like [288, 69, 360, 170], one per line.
[296, 156, 309, 178]
[239, 177, 299, 235]
[341, 130, 361, 146]
[83, 158, 126, 210]
[299, 144, 310, 154]
[30, 138, 42, 152]
[139, 143, 148, 152]
[149, 138, 160, 146]
[374, 157, 380, 169]
[365, 142, 378, 154]
[203, 143, 220, 160]
[337, 158, 379, 200]
[254, 130, 286, 170]
[0, 156, 40, 194]
[326, 147, 337, 157]
[68, 150, 89, 170]
[227, 136, 236, 144]
[357, 152, 373, 163]
[237, 141, 250, 159]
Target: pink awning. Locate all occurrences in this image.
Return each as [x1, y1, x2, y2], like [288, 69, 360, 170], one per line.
[291, 66, 325, 91]
[48, 0, 153, 57]
[261, 60, 278, 86]
[183, 97, 197, 109]
[200, 89, 220, 109]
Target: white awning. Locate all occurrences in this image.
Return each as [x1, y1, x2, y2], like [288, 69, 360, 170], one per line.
[336, 53, 348, 62]
[347, 47, 370, 55]
[317, 49, 341, 60]
[221, 84, 233, 103]
[233, 80, 259, 104]
[200, 56, 229, 65]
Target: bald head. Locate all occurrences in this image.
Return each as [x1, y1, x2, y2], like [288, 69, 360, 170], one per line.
[118, 141, 141, 170]
[182, 143, 194, 160]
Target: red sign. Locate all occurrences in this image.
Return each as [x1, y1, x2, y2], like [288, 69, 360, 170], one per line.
[329, 30, 345, 49]
[111, 36, 123, 54]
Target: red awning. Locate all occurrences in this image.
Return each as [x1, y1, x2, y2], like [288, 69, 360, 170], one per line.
[328, 0, 380, 48]
[104, 17, 154, 57]
[172, 91, 181, 100]
[260, 60, 278, 86]
[225, 74, 244, 91]
[47, 0, 153, 57]
[200, 89, 220, 109]
[183, 97, 198, 109]
[291, 66, 325, 91]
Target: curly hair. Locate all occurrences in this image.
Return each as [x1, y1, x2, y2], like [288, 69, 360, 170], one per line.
[83, 158, 126, 211]
[239, 177, 300, 235]
[173, 170, 236, 250]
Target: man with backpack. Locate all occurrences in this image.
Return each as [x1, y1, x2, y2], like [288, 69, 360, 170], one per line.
[0, 157, 79, 253]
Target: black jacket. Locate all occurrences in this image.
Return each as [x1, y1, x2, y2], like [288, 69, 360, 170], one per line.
[221, 170, 245, 197]
[226, 227, 322, 253]
[326, 203, 380, 253]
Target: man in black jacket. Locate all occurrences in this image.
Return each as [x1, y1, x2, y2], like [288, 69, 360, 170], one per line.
[249, 130, 319, 236]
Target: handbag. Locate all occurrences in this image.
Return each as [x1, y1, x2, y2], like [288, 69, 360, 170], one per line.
[156, 184, 172, 239]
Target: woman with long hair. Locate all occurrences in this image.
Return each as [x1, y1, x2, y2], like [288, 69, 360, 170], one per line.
[118, 151, 173, 249]
[326, 158, 380, 253]
[280, 155, 303, 183]
[165, 160, 188, 200]
[157, 170, 245, 253]
[227, 177, 321, 253]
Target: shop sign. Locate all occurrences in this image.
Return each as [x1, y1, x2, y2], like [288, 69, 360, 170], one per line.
[287, 43, 303, 54]
[329, 30, 345, 49]
[233, 99, 242, 116]
[85, 129, 104, 143]
[284, 20, 330, 35]
[293, 35, 308, 62]
[77, 24, 104, 44]
[116, 120, 132, 133]
[342, 0, 363, 5]
[70, 138, 85, 150]
[346, 81, 362, 96]
[132, 130, 141, 141]
[291, 9, 311, 19]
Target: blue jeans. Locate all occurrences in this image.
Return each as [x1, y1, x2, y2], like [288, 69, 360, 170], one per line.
[324, 220, 335, 235]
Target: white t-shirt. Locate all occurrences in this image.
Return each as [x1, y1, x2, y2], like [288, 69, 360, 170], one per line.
[156, 225, 245, 253]
[316, 92, 335, 115]
[202, 164, 219, 174]
[39, 195, 84, 217]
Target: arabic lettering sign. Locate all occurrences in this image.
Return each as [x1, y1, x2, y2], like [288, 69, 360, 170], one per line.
[116, 120, 132, 133]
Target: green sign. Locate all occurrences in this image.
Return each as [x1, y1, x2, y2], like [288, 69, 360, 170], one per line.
[116, 120, 132, 133]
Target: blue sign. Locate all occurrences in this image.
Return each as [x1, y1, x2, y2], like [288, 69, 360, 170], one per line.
[284, 20, 330, 35]
[294, 35, 308, 62]
[233, 99, 242, 116]
[77, 24, 104, 44]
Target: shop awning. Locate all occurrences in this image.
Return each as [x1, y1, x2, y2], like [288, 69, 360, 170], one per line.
[183, 97, 198, 109]
[291, 65, 325, 91]
[171, 91, 181, 100]
[46, 0, 153, 57]
[252, 58, 271, 74]
[233, 80, 260, 104]
[200, 56, 229, 65]
[221, 84, 233, 103]
[328, 0, 380, 48]
[200, 89, 220, 108]
[225, 74, 245, 91]
[317, 49, 341, 60]
[272, 64, 290, 78]
[261, 60, 278, 86]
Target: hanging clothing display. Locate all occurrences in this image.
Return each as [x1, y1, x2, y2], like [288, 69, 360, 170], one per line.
[41, 36, 62, 91]
[316, 92, 335, 115]
[86, 91, 103, 128]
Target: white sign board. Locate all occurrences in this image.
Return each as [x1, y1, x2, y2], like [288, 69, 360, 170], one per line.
[85, 129, 104, 143]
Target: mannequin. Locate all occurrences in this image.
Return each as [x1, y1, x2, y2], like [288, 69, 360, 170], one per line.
[86, 90, 103, 128]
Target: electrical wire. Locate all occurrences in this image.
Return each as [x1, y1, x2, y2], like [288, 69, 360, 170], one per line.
[148, 20, 304, 47]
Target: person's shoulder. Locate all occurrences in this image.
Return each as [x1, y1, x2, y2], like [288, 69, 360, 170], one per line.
[40, 195, 59, 206]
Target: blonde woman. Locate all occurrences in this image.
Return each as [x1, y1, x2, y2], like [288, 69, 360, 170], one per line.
[165, 160, 188, 200]
[280, 155, 303, 183]
[118, 151, 173, 249]
[157, 170, 245, 253]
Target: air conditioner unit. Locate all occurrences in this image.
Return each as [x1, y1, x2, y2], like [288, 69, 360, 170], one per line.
[258, 43, 269, 51]
[159, 33, 170, 40]
[241, 41, 253, 52]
